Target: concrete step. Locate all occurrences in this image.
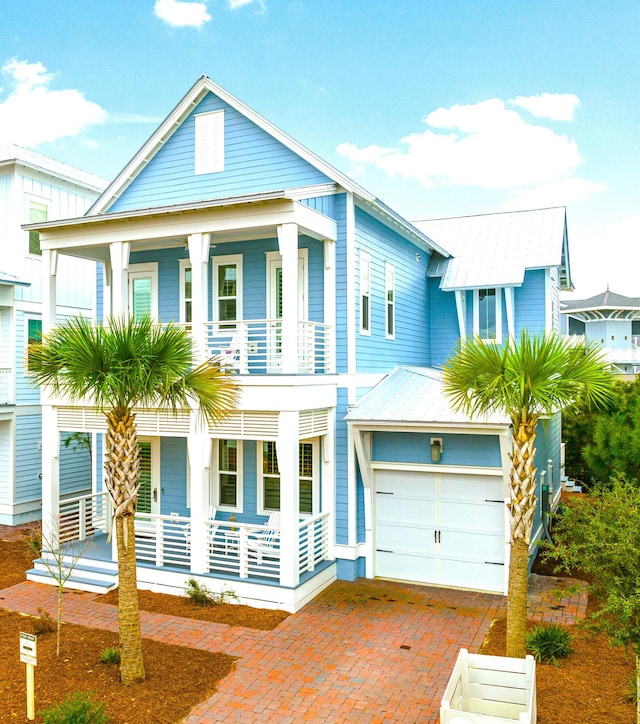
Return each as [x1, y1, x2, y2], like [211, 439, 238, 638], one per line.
[26, 567, 117, 594]
[26, 557, 118, 594]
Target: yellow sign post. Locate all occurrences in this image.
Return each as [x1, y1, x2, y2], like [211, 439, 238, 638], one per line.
[19, 632, 37, 721]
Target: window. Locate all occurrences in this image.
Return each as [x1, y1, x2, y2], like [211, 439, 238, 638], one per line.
[214, 439, 242, 511]
[259, 440, 316, 515]
[195, 110, 224, 175]
[385, 263, 395, 339]
[475, 287, 501, 341]
[360, 250, 371, 334]
[26, 318, 42, 372]
[179, 259, 192, 325]
[28, 200, 48, 255]
[213, 255, 242, 329]
[128, 263, 158, 321]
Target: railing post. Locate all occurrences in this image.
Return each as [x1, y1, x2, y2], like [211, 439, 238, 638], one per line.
[79, 498, 87, 541]
[155, 516, 163, 567]
[239, 527, 249, 578]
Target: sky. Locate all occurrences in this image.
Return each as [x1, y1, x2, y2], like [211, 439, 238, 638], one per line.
[1, 0, 639, 299]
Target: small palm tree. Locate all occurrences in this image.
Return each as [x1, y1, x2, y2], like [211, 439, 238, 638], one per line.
[29, 315, 239, 684]
[442, 330, 613, 657]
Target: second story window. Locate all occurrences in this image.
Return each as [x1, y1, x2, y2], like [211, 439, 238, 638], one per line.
[385, 263, 395, 339]
[360, 250, 371, 335]
[26, 317, 42, 372]
[215, 439, 242, 511]
[476, 288, 500, 341]
[179, 260, 192, 325]
[213, 255, 242, 329]
[28, 200, 48, 256]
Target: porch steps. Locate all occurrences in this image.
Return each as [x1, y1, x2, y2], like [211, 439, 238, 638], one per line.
[561, 474, 583, 493]
[26, 556, 118, 595]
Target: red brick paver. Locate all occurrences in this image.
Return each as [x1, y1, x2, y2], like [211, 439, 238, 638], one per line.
[0, 573, 587, 723]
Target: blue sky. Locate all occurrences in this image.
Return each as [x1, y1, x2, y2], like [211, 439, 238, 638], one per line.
[1, 0, 638, 298]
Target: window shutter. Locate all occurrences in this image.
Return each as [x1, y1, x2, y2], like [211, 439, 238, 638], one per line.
[195, 110, 224, 175]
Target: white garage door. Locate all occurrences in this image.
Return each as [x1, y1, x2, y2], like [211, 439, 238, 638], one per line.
[375, 469, 505, 593]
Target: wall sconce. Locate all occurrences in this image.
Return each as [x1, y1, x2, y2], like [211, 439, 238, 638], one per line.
[430, 437, 443, 463]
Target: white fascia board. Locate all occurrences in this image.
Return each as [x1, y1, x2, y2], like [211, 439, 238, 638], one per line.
[347, 420, 510, 435]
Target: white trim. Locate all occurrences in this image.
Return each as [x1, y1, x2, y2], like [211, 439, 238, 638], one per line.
[454, 290, 466, 339]
[23, 314, 42, 376]
[359, 249, 371, 336]
[266, 248, 308, 320]
[504, 286, 515, 339]
[346, 193, 356, 381]
[257, 438, 318, 516]
[178, 258, 192, 324]
[195, 110, 224, 175]
[212, 439, 243, 513]
[545, 268, 553, 333]
[385, 262, 395, 340]
[474, 287, 502, 342]
[212, 253, 243, 326]
[128, 262, 158, 321]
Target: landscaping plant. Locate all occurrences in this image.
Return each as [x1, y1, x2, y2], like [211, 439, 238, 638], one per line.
[99, 647, 121, 665]
[526, 623, 573, 665]
[40, 690, 109, 724]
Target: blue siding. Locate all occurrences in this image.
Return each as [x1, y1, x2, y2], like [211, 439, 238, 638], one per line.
[335, 389, 349, 545]
[14, 311, 41, 405]
[59, 433, 92, 497]
[14, 414, 42, 503]
[334, 194, 348, 374]
[354, 207, 430, 372]
[0, 421, 10, 505]
[160, 437, 188, 515]
[372, 431, 502, 467]
[109, 92, 332, 213]
[514, 269, 546, 336]
[301, 195, 337, 219]
[429, 284, 460, 367]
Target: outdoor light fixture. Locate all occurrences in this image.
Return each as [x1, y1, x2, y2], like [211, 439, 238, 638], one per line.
[430, 437, 443, 462]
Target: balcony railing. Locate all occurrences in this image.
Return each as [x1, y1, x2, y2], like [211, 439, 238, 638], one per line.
[204, 319, 330, 374]
[0, 367, 12, 404]
[59, 491, 111, 543]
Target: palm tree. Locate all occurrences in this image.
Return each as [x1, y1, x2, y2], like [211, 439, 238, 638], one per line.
[29, 315, 239, 684]
[442, 331, 613, 657]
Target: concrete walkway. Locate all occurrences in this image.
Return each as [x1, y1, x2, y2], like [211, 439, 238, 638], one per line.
[0, 571, 588, 724]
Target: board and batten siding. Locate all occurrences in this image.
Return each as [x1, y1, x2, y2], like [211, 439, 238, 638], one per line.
[354, 207, 430, 372]
[108, 92, 332, 213]
[14, 413, 42, 504]
[300, 194, 337, 219]
[372, 431, 502, 468]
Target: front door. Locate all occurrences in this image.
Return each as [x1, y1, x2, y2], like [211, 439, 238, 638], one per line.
[136, 439, 160, 518]
[128, 263, 158, 321]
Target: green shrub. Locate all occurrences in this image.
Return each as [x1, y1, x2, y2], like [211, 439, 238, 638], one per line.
[99, 647, 120, 665]
[185, 578, 215, 607]
[526, 624, 573, 665]
[40, 690, 109, 724]
[624, 672, 638, 704]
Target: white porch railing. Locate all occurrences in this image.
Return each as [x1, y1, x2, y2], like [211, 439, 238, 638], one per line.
[204, 319, 330, 374]
[0, 367, 12, 404]
[134, 513, 191, 568]
[59, 491, 110, 543]
[298, 512, 330, 573]
[632, 335, 640, 349]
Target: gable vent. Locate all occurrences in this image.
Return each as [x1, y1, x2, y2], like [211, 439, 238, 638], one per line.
[195, 110, 224, 175]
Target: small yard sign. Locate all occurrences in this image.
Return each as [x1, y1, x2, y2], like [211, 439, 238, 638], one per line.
[19, 632, 37, 721]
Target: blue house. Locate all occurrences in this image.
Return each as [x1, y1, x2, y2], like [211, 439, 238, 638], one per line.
[0, 145, 107, 525]
[27, 77, 570, 610]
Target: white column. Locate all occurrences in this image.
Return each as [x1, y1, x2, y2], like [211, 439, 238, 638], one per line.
[109, 241, 130, 317]
[187, 430, 212, 574]
[102, 260, 112, 321]
[276, 410, 299, 587]
[277, 223, 299, 375]
[187, 233, 210, 363]
[323, 240, 336, 373]
[41, 250, 58, 335]
[40, 405, 60, 546]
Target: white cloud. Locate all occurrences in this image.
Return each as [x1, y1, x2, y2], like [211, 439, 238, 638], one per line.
[154, 0, 211, 27]
[509, 93, 580, 121]
[0, 59, 107, 147]
[337, 95, 605, 208]
[228, 0, 265, 9]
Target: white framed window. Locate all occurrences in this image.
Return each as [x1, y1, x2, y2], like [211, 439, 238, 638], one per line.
[128, 262, 159, 321]
[212, 439, 243, 512]
[178, 259, 192, 325]
[258, 439, 318, 516]
[25, 316, 42, 373]
[360, 250, 371, 335]
[385, 263, 395, 339]
[26, 195, 49, 256]
[474, 287, 502, 342]
[195, 110, 224, 175]
[213, 254, 242, 329]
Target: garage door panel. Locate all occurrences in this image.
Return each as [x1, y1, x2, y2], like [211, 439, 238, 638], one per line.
[439, 559, 504, 592]
[443, 474, 504, 501]
[376, 495, 435, 527]
[376, 550, 436, 583]
[441, 498, 504, 533]
[442, 528, 504, 561]
[377, 522, 437, 555]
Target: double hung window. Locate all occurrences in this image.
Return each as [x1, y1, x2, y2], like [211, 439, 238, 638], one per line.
[259, 440, 315, 515]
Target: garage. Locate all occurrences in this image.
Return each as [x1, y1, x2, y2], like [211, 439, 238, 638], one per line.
[374, 468, 506, 593]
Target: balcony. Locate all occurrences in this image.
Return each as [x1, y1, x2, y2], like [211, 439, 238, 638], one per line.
[0, 367, 13, 405]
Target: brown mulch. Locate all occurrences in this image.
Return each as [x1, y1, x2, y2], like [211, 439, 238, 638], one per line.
[97, 587, 289, 630]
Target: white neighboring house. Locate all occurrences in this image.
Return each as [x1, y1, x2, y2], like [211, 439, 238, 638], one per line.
[0, 145, 107, 525]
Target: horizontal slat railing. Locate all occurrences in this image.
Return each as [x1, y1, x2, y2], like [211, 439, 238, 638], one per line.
[0, 367, 12, 404]
[134, 512, 191, 568]
[206, 520, 281, 581]
[58, 491, 110, 543]
[298, 512, 330, 573]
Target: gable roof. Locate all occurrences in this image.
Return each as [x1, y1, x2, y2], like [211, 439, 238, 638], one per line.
[413, 206, 571, 291]
[345, 366, 508, 426]
[87, 75, 448, 258]
[0, 269, 29, 287]
[0, 144, 107, 193]
[561, 289, 640, 313]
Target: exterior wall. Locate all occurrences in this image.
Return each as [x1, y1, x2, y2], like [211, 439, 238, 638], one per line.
[334, 194, 348, 374]
[429, 282, 460, 367]
[14, 310, 40, 405]
[14, 413, 42, 507]
[0, 420, 11, 507]
[108, 91, 332, 213]
[514, 269, 547, 336]
[334, 388, 349, 546]
[372, 431, 502, 467]
[354, 207, 430, 372]
[59, 433, 92, 498]
[586, 319, 632, 349]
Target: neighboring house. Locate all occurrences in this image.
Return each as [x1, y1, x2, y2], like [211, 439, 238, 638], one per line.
[562, 289, 640, 377]
[0, 145, 108, 525]
[26, 77, 570, 611]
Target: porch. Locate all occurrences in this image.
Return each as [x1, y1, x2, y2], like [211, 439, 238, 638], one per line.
[29, 490, 335, 611]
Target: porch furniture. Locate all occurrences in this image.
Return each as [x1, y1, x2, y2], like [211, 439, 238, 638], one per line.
[247, 512, 281, 564]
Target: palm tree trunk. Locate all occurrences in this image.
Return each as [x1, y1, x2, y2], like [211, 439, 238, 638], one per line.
[636, 652, 639, 724]
[506, 420, 538, 658]
[105, 408, 145, 685]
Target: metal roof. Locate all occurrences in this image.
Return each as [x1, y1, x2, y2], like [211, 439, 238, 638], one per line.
[561, 289, 640, 312]
[413, 207, 568, 290]
[0, 144, 108, 193]
[0, 270, 29, 286]
[345, 366, 508, 426]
